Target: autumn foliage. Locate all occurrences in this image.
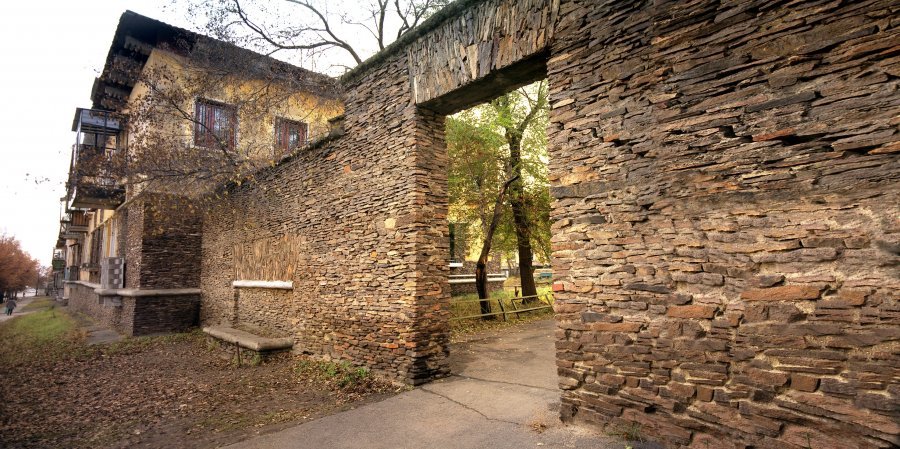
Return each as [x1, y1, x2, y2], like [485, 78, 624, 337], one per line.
[0, 234, 39, 297]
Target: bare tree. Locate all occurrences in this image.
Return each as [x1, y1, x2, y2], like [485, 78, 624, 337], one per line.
[192, 0, 449, 71]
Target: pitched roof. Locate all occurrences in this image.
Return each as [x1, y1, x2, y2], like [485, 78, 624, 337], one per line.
[91, 10, 340, 111]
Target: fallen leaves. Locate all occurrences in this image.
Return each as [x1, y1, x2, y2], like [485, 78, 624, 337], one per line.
[0, 328, 395, 448]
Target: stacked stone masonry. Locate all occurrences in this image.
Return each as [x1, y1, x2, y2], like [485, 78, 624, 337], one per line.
[68, 282, 132, 332]
[197, 0, 899, 447]
[200, 53, 452, 384]
[67, 282, 199, 336]
[546, 1, 899, 448]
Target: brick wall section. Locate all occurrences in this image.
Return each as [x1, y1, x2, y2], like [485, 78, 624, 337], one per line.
[68, 283, 127, 331]
[130, 294, 200, 335]
[137, 196, 203, 289]
[122, 195, 202, 290]
[548, 1, 899, 448]
[68, 282, 198, 336]
[201, 51, 451, 384]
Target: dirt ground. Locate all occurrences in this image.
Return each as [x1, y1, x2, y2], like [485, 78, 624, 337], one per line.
[0, 308, 398, 449]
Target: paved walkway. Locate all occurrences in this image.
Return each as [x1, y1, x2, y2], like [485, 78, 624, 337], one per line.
[224, 319, 618, 449]
[0, 295, 41, 323]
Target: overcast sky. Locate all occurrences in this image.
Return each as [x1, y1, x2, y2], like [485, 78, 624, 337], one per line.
[0, 0, 409, 266]
[0, 1, 195, 266]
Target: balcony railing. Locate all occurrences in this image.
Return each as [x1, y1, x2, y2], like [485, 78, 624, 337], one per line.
[60, 221, 88, 237]
[68, 108, 126, 209]
[69, 144, 126, 208]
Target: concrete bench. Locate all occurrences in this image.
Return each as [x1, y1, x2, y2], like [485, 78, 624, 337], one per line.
[203, 326, 293, 353]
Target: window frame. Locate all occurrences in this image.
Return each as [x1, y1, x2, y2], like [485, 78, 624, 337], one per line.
[194, 99, 238, 150]
[274, 117, 309, 153]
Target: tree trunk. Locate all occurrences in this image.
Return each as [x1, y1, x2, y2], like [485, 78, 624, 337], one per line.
[506, 132, 539, 303]
[475, 175, 517, 319]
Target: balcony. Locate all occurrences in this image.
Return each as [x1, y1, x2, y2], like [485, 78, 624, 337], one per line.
[64, 266, 79, 282]
[60, 209, 90, 233]
[68, 108, 126, 209]
[69, 144, 126, 209]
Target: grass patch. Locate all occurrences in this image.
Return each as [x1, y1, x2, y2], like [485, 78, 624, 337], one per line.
[450, 285, 553, 318]
[449, 286, 554, 338]
[0, 306, 84, 365]
[21, 296, 56, 312]
[296, 359, 371, 388]
[606, 421, 644, 442]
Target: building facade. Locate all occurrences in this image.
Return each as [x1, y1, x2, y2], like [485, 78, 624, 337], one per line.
[56, 11, 341, 336]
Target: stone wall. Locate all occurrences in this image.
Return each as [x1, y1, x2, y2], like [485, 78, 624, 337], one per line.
[123, 198, 144, 290]
[222, 287, 296, 336]
[67, 282, 128, 331]
[67, 281, 199, 336]
[130, 293, 200, 335]
[547, 1, 899, 447]
[200, 50, 451, 384]
[194, 0, 898, 445]
[122, 194, 202, 290]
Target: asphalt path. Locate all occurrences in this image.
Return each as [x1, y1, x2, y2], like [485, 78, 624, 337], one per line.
[224, 319, 618, 449]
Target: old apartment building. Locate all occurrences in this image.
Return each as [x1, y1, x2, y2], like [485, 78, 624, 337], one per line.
[56, 11, 341, 335]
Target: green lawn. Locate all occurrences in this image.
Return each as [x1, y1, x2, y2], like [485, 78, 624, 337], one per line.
[0, 305, 84, 365]
[448, 286, 555, 339]
[21, 296, 57, 312]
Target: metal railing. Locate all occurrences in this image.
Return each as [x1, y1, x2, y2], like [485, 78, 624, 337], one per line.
[449, 291, 554, 321]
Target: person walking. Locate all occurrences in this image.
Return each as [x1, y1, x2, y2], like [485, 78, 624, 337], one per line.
[5, 297, 16, 316]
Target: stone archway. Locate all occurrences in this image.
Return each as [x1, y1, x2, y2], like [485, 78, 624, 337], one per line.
[202, 1, 900, 447]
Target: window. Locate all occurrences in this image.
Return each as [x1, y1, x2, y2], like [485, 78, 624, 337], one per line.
[195, 100, 236, 149]
[275, 118, 308, 152]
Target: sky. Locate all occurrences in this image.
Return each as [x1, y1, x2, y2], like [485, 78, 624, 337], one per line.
[0, 0, 371, 267]
[0, 1, 195, 266]
[0, 0, 415, 266]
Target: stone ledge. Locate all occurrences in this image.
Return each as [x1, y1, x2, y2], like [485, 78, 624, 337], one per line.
[202, 326, 294, 352]
[231, 280, 294, 289]
[93, 287, 202, 297]
[66, 280, 101, 289]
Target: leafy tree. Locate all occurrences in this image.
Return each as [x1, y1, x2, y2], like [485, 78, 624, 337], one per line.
[447, 81, 551, 313]
[490, 81, 549, 303]
[0, 234, 40, 298]
[447, 111, 511, 316]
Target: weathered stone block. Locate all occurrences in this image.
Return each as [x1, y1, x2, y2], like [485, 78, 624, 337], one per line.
[666, 305, 717, 319]
[740, 285, 822, 301]
[790, 374, 819, 392]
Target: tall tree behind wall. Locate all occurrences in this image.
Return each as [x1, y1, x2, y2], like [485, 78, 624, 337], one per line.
[447, 81, 551, 311]
[490, 82, 549, 303]
[447, 111, 510, 316]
